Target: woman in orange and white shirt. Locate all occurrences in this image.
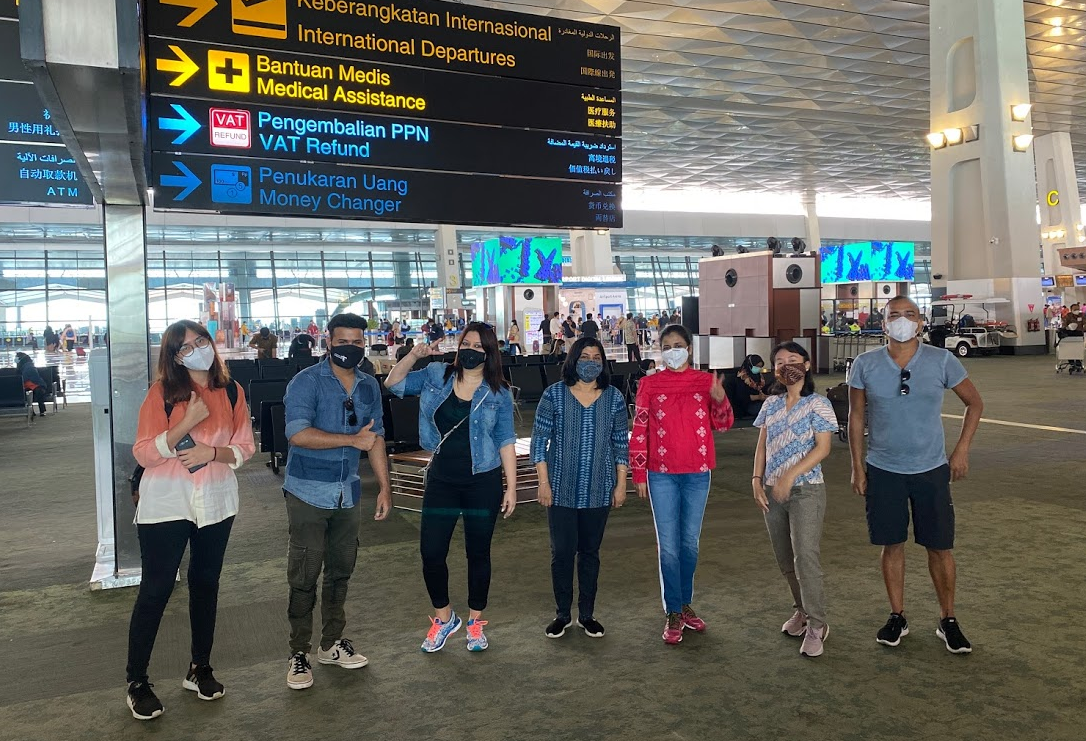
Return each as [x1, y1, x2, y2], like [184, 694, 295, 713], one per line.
[125, 320, 255, 722]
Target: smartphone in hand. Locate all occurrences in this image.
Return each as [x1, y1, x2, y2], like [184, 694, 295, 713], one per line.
[175, 434, 207, 473]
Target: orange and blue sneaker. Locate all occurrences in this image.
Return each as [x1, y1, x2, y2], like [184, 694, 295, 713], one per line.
[466, 619, 489, 651]
[421, 613, 462, 653]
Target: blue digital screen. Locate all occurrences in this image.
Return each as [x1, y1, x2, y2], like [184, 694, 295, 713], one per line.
[471, 236, 563, 286]
[1042, 276, 1056, 287]
[820, 241, 915, 284]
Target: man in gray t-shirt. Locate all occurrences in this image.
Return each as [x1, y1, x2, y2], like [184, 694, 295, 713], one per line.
[847, 296, 983, 655]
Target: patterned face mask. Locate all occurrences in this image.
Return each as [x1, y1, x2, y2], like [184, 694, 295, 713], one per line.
[775, 362, 807, 386]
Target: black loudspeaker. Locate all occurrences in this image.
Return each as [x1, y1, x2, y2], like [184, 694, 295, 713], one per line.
[681, 296, 700, 334]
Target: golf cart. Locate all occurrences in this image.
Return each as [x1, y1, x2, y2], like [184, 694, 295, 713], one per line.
[927, 296, 1018, 358]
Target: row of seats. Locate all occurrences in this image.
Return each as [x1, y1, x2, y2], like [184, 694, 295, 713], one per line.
[0, 365, 68, 418]
[226, 357, 319, 387]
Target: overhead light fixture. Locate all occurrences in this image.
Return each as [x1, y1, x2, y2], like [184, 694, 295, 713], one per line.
[1010, 104, 1033, 122]
[962, 125, 980, 142]
[595, 229, 608, 235]
[791, 237, 806, 254]
[926, 132, 947, 149]
[1012, 134, 1035, 152]
[944, 128, 964, 145]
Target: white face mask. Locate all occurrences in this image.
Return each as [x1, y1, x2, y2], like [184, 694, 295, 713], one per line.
[180, 343, 216, 371]
[885, 316, 919, 343]
[661, 347, 689, 370]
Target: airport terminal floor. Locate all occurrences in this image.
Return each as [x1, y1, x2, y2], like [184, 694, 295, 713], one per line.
[1, 354, 1084, 741]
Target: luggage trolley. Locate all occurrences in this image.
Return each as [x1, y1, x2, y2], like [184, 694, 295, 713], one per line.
[1056, 334, 1086, 375]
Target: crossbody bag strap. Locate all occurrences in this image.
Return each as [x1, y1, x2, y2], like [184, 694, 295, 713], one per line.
[431, 388, 490, 457]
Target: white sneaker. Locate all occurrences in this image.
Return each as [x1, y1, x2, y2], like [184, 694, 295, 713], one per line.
[287, 652, 313, 690]
[317, 638, 369, 669]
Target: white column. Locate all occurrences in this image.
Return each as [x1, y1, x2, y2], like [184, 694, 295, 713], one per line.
[930, 0, 1043, 351]
[1034, 133, 1084, 303]
[802, 191, 821, 253]
[434, 224, 460, 291]
[569, 229, 614, 278]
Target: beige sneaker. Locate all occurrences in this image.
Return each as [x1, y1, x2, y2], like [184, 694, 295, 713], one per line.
[781, 610, 808, 637]
[317, 639, 368, 669]
[800, 625, 828, 658]
[287, 652, 313, 690]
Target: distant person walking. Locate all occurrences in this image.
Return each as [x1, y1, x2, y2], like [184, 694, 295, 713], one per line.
[62, 324, 76, 351]
[43, 325, 58, 352]
[126, 320, 255, 720]
[848, 296, 983, 654]
[621, 313, 642, 364]
[580, 313, 600, 341]
[506, 320, 523, 355]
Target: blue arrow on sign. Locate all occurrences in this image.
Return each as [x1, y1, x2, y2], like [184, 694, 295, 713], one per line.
[158, 103, 201, 145]
[159, 160, 201, 201]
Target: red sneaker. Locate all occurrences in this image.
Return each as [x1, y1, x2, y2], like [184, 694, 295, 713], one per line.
[662, 612, 683, 644]
[681, 604, 706, 632]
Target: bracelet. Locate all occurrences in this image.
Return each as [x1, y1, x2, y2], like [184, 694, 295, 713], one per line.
[752, 475, 763, 481]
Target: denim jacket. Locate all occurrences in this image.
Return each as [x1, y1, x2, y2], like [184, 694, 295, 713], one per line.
[284, 358, 384, 509]
[389, 362, 515, 475]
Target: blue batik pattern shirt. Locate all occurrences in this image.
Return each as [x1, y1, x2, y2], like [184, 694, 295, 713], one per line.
[754, 393, 838, 487]
[530, 383, 629, 509]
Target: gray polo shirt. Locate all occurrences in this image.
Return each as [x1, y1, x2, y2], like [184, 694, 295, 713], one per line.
[847, 343, 968, 475]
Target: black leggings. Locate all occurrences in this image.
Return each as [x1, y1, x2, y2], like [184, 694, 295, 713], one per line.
[420, 469, 503, 612]
[29, 385, 46, 414]
[126, 517, 234, 683]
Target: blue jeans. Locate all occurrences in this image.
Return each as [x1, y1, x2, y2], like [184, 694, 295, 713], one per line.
[647, 472, 711, 614]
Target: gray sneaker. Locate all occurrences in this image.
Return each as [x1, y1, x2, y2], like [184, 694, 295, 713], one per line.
[781, 610, 808, 637]
[800, 625, 828, 658]
[286, 652, 313, 690]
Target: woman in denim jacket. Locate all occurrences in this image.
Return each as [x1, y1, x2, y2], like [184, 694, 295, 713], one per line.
[385, 322, 517, 653]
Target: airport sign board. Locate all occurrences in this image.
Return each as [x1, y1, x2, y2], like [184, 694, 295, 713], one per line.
[151, 152, 620, 227]
[145, 0, 622, 228]
[0, 10, 93, 205]
[144, 0, 620, 90]
[149, 96, 620, 182]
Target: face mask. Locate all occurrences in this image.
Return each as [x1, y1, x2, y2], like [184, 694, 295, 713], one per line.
[458, 348, 486, 370]
[775, 362, 807, 386]
[886, 316, 919, 343]
[330, 344, 365, 369]
[750, 366, 763, 374]
[576, 360, 603, 382]
[661, 347, 689, 370]
[180, 343, 215, 371]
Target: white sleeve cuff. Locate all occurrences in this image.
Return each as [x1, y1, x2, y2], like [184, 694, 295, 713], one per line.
[154, 432, 176, 459]
[227, 444, 244, 470]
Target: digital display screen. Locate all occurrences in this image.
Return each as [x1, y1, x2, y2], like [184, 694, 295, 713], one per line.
[1075, 275, 1086, 287]
[471, 237, 564, 285]
[144, 0, 620, 90]
[820, 241, 915, 284]
[1042, 276, 1056, 287]
[152, 153, 618, 228]
[149, 96, 620, 182]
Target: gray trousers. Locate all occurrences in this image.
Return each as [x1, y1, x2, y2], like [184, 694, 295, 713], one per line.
[764, 483, 827, 630]
[285, 492, 361, 654]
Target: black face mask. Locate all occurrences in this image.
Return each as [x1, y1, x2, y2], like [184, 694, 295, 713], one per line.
[458, 348, 486, 370]
[330, 344, 365, 369]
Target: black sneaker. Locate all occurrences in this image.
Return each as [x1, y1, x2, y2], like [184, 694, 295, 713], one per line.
[183, 664, 225, 700]
[577, 618, 605, 638]
[545, 617, 572, 639]
[936, 617, 973, 654]
[126, 681, 164, 721]
[876, 613, 909, 647]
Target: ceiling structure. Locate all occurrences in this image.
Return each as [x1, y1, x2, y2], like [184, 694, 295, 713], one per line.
[470, 0, 1086, 203]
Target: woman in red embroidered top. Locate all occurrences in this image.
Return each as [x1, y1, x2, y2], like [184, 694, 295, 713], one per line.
[631, 324, 733, 645]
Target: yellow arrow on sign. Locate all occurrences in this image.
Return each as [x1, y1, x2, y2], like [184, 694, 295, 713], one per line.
[160, 0, 217, 27]
[156, 44, 200, 87]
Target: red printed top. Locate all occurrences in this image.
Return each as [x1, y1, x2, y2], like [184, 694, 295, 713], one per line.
[629, 367, 734, 484]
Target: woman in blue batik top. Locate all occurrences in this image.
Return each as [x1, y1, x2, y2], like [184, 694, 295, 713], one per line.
[531, 337, 629, 640]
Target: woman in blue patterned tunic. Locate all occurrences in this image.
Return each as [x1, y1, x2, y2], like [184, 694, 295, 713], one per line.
[751, 342, 838, 659]
[531, 337, 629, 640]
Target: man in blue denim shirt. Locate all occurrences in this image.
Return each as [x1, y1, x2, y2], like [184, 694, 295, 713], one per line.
[282, 313, 390, 691]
